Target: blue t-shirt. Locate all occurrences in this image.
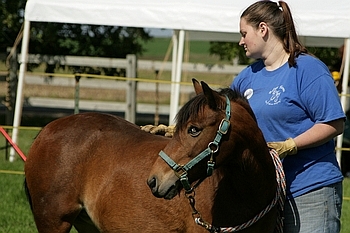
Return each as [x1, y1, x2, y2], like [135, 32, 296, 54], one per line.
[231, 54, 345, 198]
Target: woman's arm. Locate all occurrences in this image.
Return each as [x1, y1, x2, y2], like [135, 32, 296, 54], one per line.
[294, 118, 345, 150]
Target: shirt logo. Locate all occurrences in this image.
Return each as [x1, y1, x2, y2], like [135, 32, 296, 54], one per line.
[265, 85, 285, 105]
[244, 88, 254, 99]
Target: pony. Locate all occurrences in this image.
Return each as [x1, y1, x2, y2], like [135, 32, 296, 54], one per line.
[24, 79, 283, 233]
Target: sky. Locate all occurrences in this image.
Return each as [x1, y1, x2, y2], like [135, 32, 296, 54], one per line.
[146, 28, 172, 37]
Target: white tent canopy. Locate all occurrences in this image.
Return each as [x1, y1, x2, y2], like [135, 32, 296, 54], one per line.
[24, 0, 349, 39]
[10, 0, 350, 162]
[23, 0, 349, 48]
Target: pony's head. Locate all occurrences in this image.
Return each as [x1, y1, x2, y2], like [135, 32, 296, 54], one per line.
[147, 79, 261, 199]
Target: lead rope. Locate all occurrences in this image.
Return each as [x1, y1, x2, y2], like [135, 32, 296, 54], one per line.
[191, 149, 286, 233]
[270, 149, 286, 233]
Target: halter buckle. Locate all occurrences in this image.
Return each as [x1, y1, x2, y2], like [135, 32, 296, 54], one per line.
[218, 118, 230, 135]
[174, 165, 187, 178]
[180, 175, 192, 192]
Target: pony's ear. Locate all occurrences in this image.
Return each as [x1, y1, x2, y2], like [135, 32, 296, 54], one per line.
[192, 79, 203, 95]
[201, 81, 218, 110]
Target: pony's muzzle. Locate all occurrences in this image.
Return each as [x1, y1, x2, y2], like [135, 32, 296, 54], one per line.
[147, 175, 179, 200]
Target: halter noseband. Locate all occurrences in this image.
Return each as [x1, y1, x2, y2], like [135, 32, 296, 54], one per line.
[158, 95, 231, 192]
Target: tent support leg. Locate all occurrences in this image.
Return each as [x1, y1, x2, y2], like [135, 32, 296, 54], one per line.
[336, 38, 350, 167]
[169, 30, 185, 125]
[10, 20, 30, 162]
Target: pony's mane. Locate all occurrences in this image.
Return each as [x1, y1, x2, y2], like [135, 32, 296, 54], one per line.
[175, 88, 257, 130]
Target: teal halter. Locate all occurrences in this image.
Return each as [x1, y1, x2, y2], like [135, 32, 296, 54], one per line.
[158, 95, 231, 193]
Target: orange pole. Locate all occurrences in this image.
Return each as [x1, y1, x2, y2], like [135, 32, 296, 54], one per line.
[0, 127, 26, 161]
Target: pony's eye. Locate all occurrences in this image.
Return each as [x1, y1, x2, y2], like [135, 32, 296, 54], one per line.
[188, 126, 201, 137]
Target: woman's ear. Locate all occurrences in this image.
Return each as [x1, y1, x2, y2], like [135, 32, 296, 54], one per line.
[258, 22, 268, 36]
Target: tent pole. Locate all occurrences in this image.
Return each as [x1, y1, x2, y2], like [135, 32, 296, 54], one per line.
[169, 31, 178, 125]
[169, 30, 185, 125]
[336, 38, 350, 167]
[9, 20, 30, 162]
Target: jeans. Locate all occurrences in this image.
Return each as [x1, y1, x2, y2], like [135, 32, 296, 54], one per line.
[283, 182, 342, 233]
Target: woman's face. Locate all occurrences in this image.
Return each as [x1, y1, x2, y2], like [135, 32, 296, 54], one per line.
[239, 18, 263, 59]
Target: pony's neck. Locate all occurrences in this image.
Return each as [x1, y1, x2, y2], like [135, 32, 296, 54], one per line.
[210, 144, 277, 227]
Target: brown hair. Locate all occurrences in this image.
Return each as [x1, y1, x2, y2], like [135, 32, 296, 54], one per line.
[241, 0, 308, 67]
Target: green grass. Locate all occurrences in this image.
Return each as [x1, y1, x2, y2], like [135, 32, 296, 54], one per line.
[136, 38, 235, 87]
[140, 37, 225, 65]
[0, 159, 79, 233]
[343, 186, 350, 233]
[0, 164, 36, 232]
[141, 37, 172, 59]
[0, 128, 70, 232]
[0, 130, 349, 232]
[0, 128, 40, 159]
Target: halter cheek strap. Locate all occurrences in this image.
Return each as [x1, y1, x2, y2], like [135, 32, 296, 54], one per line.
[158, 95, 231, 192]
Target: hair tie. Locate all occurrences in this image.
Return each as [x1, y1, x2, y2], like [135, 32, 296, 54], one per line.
[276, 1, 283, 11]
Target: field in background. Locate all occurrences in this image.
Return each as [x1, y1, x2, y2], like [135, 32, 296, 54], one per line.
[139, 37, 235, 87]
[140, 37, 227, 65]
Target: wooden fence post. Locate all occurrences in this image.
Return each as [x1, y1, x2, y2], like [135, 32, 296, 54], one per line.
[74, 72, 81, 114]
[125, 54, 137, 123]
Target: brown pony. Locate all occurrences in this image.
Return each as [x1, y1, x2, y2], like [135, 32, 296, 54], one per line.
[25, 79, 282, 233]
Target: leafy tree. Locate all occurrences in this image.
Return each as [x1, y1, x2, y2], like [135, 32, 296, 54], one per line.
[209, 41, 342, 71]
[209, 41, 251, 65]
[0, 0, 26, 53]
[29, 23, 152, 75]
[29, 23, 151, 57]
[308, 47, 342, 72]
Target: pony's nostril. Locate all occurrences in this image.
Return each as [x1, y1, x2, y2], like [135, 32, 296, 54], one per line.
[147, 177, 157, 190]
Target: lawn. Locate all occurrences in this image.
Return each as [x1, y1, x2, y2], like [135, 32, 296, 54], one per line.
[140, 37, 224, 65]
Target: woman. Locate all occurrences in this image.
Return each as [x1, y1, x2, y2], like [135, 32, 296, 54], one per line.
[231, 1, 345, 232]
